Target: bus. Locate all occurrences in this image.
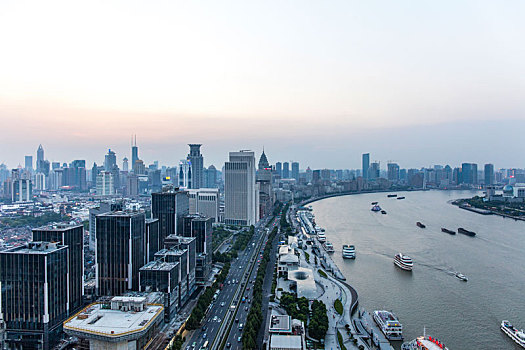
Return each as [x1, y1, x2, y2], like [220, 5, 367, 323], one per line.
[202, 340, 209, 349]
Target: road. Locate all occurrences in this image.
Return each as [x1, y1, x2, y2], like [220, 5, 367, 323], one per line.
[184, 215, 276, 350]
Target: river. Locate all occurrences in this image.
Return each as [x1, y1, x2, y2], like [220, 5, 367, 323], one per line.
[310, 190, 525, 350]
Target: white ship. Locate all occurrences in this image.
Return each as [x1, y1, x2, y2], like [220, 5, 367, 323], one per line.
[501, 320, 525, 348]
[402, 335, 450, 350]
[394, 253, 413, 271]
[323, 242, 334, 253]
[317, 231, 326, 242]
[342, 245, 356, 259]
[373, 310, 403, 340]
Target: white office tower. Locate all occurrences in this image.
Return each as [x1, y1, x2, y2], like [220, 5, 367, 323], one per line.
[224, 150, 259, 226]
[96, 171, 115, 196]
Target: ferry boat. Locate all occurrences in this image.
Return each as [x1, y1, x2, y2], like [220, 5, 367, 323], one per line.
[317, 232, 327, 242]
[402, 335, 450, 350]
[394, 253, 413, 271]
[381, 210, 387, 214]
[342, 245, 356, 259]
[373, 310, 403, 340]
[387, 194, 398, 198]
[371, 204, 382, 212]
[455, 272, 468, 281]
[397, 196, 405, 200]
[371, 201, 378, 205]
[458, 228, 476, 237]
[441, 228, 456, 235]
[501, 320, 525, 348]
[416, 222, 426, 228]
[323, 242, 335, 253]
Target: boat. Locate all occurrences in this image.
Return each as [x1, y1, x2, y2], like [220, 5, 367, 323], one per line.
[501, 320, 525, 348]
[324, 242, 335, 253]
[317, 232, 327, 242]
[371, 201, 378, 205]
[402, 335, 450, 350]
[373, 310, 403, 340]
[387, 194, 398, 198]
[394, 253, 413, 271]
[416, 222, 426, 228]
[441, 228, 456, 235]
[397, 196, 405, 200]
[342, 245, 356, 259]
[381, 210, 387, 214]
[455, 272, 468, 281]
[458, 227, 476, 237]
[371, 204, 381, 212]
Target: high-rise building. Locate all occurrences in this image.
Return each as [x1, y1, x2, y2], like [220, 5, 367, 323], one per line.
[188, 188, 220, 222]
[151, 186, 189, 245]
[24, 156, 33, 171]
[484, 163, 494, 186]
[291, 162, 299, 181]
[35, 173, 46, 191]
[104, 149, 117, 172]
[88, 200, 124, 251]
[182, 215, 213, 283]
[36, 144, 45, 173]
[32, 223, 84, 313]
[362, 153, 370, 180]
[123, 157, 129, 172]
[95, 211, 146, 296]
[257, 150, 273, 219]
[96, 171, 114, 195]
[224, 150, 258, 226]
[205, 165, 217, 188]
[275, 162, 282, 178]
[145, 219, 160, 263]
[258, 149, 270, 170]
[12, 178, 32, 202]
[131, 135, 139, 173]
[178, 159, 192, 189]
[187, 144, 204, 189]
[282, 162, 290, 179]
[0, 242, 69, 350]
[461, 163, 478, 185]
[387, 163, 400, 182]
[369, 162, 380, 180]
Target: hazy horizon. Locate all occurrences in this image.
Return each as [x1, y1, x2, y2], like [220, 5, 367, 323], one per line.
[1, 1, 524, 169]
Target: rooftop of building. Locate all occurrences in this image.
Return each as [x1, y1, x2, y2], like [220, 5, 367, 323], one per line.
[269, 315, 292, 333]
[63, 297, 163, 341]
[146, 218, 159, 224]
[155, 248, 187, 257]
[165, 235, 196, 244]
[1, 241, 66, 254]
[287, 267, 317, 300]
[140, 260, 179, 272]
[270, 334, 302, 350]
[95, 210, 144, 218]
[33, 222, 83, 231]
[154, 185, 188, 194]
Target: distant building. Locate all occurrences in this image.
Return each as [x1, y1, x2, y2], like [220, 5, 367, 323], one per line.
[151, 186, 189, 244]
[275, 162, 282, 178]
[104, 149, 117, 172]
[369, 162, 380, 180]
[188, 188, 220, 222]
[387, 163, 400, 182]
[187, 144, 204, 189]
[95, 211, 146, 296]
[36, 144, 45, 174]
[224, 150, 259, 226]
[24, 155, 33, 172]
[283, 162, 290, 179]
[461, 163, 478, 185]
[484, 163, 494, 186]
[123, 157, 129, 172]
[178, 159, 192, 189]
[362, 153, 370, 180]
[32, 223, 84, 314]
[88, 200, 124, 251]
[63, 297, 163, 350]
[96, 171, 114, 195]
[182, 215, 213, 283]
[0, 242, 69, 350]
[131, 135, 139, 173]
[291, 162, 299, 181]
[12, 178, 32, 202]
[204, 165, 218, 188]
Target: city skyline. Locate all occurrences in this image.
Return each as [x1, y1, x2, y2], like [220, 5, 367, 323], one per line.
[1, 1, 525, 169]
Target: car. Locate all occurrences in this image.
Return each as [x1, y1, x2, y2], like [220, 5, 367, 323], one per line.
[239, 266, 242, 269]
[247, 287, 250, 290]
[244, 306, 249, 311]
[226, 343, 231, 348]
[227, 281, 231, 285]
[237, 337, 242, 342]
[192, 342, 196, 348]
[203, 333, 207, 339]
[213, 316, 218, 321]
[235, 318, 239, 323]
[220, 302, 225, 307]
[202, 326, 207, 331]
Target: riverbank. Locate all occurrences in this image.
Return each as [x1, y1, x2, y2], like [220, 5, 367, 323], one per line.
[452, 198, 525, 221]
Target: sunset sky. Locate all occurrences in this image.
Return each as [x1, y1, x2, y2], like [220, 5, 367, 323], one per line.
[1, 0, 524, 169]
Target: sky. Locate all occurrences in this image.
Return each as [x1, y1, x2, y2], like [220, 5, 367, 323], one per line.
[0, 0, 524, 170]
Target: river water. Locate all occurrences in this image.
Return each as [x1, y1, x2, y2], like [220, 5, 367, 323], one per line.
[310, 190, 525, 350]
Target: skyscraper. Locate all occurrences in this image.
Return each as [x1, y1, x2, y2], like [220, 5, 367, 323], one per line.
[123, 157, 129, 172]
[387, 163, 400, 182]
[36, 144, 44, 173]
[32, 223, 84, 313]
[484, 163, 494, 186]
[104, 149, 117, 172]
[178, 159, 192, 188]
[291, 162, 299, 181]
[151, 186, 189, 244]
[131, 135, 139, 173]
[96, 171, 114, 195]
[362, 153, 370, 180]
[205, 165, 217, 188]
[282, 162, 290, 178]
[187, 144, 204, 189]
[224, 150, 258, 226]
[369, 162, 380, 180]
[258, 149, 269, 170]
[24, 156, 33, 171]
[275, 162, 282, 177]
[95, 211, 145, 296]
[0, 242, 69, 349]
[461, 163, 478, 185]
